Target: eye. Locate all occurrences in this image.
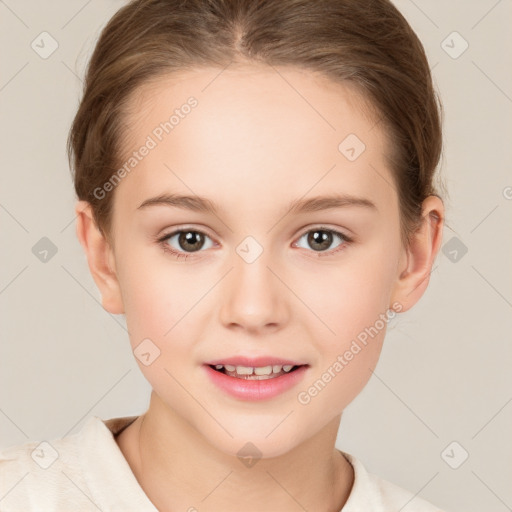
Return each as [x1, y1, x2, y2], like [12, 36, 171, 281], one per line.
[294, 227, 352, 255]
[157, 228, 215, 260]
[157, 226, 352, 261]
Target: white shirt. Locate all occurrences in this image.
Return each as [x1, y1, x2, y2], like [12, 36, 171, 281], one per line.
[0, 415, 446, 511]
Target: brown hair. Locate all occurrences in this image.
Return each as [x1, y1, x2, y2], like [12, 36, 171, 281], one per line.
[68, 0, 445, 248]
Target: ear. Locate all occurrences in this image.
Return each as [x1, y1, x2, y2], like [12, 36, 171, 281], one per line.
[75, 200, 124, 315]
[389, 195, 444, 313]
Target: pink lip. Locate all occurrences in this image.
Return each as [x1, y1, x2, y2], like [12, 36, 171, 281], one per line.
[204, 356, 305, 367]
[203, 363, 309, 401]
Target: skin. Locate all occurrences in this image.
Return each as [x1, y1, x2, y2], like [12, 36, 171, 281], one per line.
[75, 64, 444, 511]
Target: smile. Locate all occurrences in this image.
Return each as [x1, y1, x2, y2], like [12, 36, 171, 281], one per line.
[209, 364, 300, 380]
[203, 359, 309, 400]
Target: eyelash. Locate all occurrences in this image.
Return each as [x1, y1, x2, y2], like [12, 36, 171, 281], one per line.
[156, 226, 353, 261]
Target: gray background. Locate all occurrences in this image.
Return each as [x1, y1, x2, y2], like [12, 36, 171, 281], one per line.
[1, 1, 511, 511]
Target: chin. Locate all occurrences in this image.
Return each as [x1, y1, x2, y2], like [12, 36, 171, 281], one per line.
[195, 415, 307, 461]
[209, 432, 299, 461]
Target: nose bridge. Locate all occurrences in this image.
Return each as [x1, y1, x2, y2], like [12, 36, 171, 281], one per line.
[219, 237, 287, 330]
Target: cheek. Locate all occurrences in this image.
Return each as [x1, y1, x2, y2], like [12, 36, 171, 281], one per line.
[302, 242, 399, 343]
[118, 263, 200, 395]
[294, 243, 398, 405]
[117, 255, 218, 408]
[118, 249, 198, 344]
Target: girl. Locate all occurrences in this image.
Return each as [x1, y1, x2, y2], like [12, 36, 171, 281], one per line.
[1, 0, 448, 510]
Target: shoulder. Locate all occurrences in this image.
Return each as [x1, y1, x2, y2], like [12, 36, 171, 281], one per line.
[340, 451, 447, 512]
[368, 472, 445, 512]
[0, 415, 150, 512]
[0, 422, 94, 511]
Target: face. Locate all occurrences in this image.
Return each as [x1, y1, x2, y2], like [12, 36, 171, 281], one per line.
[106, 65, 406, 457]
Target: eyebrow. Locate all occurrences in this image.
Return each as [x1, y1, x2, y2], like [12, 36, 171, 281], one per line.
[137, 193, 378, 215]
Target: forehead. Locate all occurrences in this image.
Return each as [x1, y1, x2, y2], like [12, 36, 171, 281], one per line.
[114, 65, 396, 217]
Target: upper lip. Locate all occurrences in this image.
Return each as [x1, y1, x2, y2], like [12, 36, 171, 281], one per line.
[205, 356, 307, 367]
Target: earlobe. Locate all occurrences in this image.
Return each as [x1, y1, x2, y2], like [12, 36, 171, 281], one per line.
[390, 196, 444, 312]
[75, 200, 125, 315]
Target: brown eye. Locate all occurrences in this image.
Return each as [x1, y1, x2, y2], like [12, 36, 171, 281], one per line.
[308, 230, 333, 251]
[160, 229, 214, 254]
[295, 228, 350, 253]
[177, 231, 206, 252]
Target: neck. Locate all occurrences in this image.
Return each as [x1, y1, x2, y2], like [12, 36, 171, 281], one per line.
[117, 392, 354, 512]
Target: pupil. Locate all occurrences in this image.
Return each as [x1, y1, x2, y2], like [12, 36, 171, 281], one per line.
[309, 230, 332, 251]
[179, 231, 204, 252]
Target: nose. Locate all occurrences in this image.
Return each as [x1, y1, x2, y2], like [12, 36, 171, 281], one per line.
[219, 249, 289, 334]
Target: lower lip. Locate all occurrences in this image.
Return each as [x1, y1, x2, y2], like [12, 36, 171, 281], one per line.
[203, 365, 308, 401]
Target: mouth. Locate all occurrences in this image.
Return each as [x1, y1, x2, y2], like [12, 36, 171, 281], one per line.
[207, 363, 304, 380]
[203, 357, 309, 401]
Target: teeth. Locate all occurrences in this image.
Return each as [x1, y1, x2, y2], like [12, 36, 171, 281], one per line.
[254, 365, 273, 376]
[236, 366, 253, 375]
[212, 363, 298, 378]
